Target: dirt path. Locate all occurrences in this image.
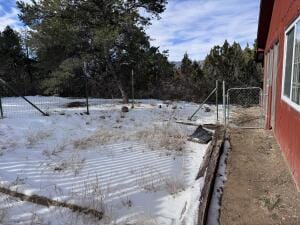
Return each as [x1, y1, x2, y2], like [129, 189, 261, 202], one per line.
[219, 128, 300, 225]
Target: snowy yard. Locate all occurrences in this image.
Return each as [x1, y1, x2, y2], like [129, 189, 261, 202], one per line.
[0, 97, 217, 225]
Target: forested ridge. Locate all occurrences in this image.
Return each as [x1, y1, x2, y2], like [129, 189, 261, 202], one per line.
[0, 0, 262, 103]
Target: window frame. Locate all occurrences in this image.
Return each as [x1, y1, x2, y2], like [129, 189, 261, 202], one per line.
[282, 15, 300, 112]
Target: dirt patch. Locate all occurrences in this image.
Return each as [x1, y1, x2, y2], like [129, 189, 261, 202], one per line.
[228, 106, 262, 128]
[219, 128, 300, 225]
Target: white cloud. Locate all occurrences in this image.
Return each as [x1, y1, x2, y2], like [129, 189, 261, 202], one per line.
[1, 0, 260, 61]
[146, 0, 260, 61]
[0, 6, 19, 31]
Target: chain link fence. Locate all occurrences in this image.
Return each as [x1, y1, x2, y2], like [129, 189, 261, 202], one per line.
[226, 87, 263, 129]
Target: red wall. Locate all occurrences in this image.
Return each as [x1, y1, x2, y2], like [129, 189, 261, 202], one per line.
[264, 0, 300, 187]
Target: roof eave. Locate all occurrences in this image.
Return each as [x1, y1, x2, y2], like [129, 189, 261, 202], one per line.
[256, 0, 275, 50]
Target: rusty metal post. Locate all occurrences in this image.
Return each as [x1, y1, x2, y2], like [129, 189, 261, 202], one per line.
[223, 80, 226, 127]
[131, 69, 135, 109]
[83, 61, 90, 115]
[216, 80, 219, 122]
[0, 95, 3, 119]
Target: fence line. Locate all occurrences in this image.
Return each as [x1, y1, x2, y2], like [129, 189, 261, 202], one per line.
[226, 87, 263, 129]
[189, 80, 219, 121]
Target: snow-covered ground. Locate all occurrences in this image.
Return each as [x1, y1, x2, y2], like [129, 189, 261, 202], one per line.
[0, 97, 217, 225]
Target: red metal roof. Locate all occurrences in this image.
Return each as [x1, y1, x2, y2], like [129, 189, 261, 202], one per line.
[256, 0, 275, 50]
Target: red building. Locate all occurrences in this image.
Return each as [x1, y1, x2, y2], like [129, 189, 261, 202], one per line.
[257, 0, 300, 188]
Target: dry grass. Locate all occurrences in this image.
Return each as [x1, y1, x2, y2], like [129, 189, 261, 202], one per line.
[164, 176, 186, 195]
[67, 176, 113, 224]
[70, 176, 105, 211]
[0, 139, 17, 155]
[48, 151, 86, 175]
[29, 211, 45, 225]
[10, 176, 26, 187]
[134, 167, 163, 192]
[259, 194, 281, 211]
[71, 114, 188, 153]
[43, 144, 66, 158]
[27, 130, 52, 146]
[135, 122, 187, 152]
[73, 129, 124, 150]
[133, 166, 186, 195]
[81, 179, 106, 213]
[0, 208, 7, 225]
[126, 215, 159, 225]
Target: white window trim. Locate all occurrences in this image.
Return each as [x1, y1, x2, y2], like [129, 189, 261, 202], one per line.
[281, 15, 300, 113]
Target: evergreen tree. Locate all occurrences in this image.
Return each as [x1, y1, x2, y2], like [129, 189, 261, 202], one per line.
[180, 53, 193, 76]
[17, 0, 168, 103]
[0, 26, 31, 95]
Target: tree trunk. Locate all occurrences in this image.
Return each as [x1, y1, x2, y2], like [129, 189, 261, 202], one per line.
[117, 80, 128, 104]
[107, 61, 129, 104]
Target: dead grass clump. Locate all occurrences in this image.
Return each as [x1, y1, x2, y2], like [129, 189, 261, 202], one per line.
[0, 209, 7, 225]
[73, 129, 119, 149]
[259, 194, 281, 211]
[29, 211, 45, 225]
[49, 152, 86, 175]
[135, 123, 187, 152]
[71, 176, 107, 215]
[134, 167, 163, 192]
[0, 139, 17, 154]
[43, 144, 66, 158]
[126, 216, 159, 225]
[164, 176, 186, 195]
[27, 130, 52, 146]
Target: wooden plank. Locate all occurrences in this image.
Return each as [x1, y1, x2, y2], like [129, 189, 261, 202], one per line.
[0, 187, 103, 220]
[176, 120, 200, 126]
[197, 128, 225, 225]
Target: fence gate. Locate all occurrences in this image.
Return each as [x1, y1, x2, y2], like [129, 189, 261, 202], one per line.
[226, 87, 263, 129]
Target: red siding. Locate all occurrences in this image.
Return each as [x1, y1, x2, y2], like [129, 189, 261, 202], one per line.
[264, 0, 300, 187]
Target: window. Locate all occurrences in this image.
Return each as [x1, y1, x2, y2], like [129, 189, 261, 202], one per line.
[284, 28, 294, 98]
[292, 22, 300, 104]
[283, 17, 300, 108]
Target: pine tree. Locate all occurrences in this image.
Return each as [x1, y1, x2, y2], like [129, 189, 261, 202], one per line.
[17, 0, 168, 102]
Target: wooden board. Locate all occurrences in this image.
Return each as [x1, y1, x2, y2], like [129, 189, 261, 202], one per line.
[197, 127, 225, 225]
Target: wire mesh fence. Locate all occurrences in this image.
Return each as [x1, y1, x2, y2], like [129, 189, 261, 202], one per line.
[0, 76, 124, 119]
[0, 75, 264, 128]
[226, 87, 263, 128]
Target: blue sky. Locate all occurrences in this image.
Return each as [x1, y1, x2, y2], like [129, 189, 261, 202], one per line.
[0, 0, 260, 61]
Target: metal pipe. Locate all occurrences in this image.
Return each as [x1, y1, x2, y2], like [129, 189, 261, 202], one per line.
[189, 87, 217, 121]
[260, 89, 263, 128]
[85, 75, 90, 115]
[223, 81, 226, 127]
[227, 90, 231, 121]
[83, 61, 90, 115]
[131, 69, 135, 108]
[216, 80, 219, 122]
[0, 95, 3, 119]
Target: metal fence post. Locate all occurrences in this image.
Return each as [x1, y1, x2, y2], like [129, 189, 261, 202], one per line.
[216, 80, 219, 122]
[223, 81, 226, 127]
[260, 89, 263, 128]
[0, 95, 3, 119]
[85, 75, 90, 115]
[188, 87, 217, 121]
[0, 78, 48, 116]
[83, 61, 90, 115]
[131, 69, 135, 109]
[227, 90, 230, 122]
